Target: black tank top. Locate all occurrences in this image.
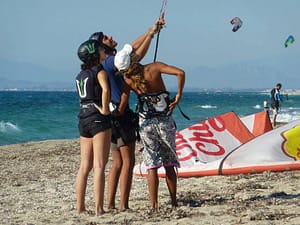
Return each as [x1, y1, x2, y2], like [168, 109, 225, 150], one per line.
[75, 65, 104, 118]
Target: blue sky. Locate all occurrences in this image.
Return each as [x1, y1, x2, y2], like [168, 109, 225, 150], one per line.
[0, 0, 299, 90]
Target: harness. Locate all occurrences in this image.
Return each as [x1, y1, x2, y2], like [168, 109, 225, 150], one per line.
[137, 91, 171, 118]
[80, 103, 96, 111]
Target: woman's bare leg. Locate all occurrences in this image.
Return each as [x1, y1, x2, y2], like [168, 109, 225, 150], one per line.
[119, 142, 135, 211]
[93, 129, 111, 216]
[76, 137, 93, 214]
[107, 149, 122, 209]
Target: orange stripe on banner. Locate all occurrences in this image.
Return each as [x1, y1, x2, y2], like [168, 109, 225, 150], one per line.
[220, 112, 254, 143]
[156, 169, 220, 178]
[252, 111, 273, 136]
[176, 169, 219, 178]
[135, 163, 300, 178]
[221, 163, 300, 175]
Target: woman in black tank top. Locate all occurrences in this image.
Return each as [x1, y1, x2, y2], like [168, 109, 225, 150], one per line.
[75, 39, 112, 216]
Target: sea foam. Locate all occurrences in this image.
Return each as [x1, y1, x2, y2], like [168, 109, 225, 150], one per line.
[0, 121, 21, 133]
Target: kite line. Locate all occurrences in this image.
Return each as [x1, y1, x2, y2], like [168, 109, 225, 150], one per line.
[153, 0, 190, 120]
[153, 0, 168, 62]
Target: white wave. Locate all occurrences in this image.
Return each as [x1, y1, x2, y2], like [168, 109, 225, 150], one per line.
[253, 105, 261, 109]
[0, 121, 21, 133]
[287, 107, 300, 110]
[274, 113, 300, 123]
[195, 105, 217, 109]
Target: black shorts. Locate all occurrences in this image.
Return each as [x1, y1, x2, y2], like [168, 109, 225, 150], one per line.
[111, 110, 138, 145]
[78, 113, 111, 138]
[271, 101, 280, 112]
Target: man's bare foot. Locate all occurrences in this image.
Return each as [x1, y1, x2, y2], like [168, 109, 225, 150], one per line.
[77, 208, 86, 215]
[119, 207, 132, 212]
[95, 209, 105, 216]
[77, 209, 94, 216]
[107, 207, 118, 212]
[172, 202, 178, 208]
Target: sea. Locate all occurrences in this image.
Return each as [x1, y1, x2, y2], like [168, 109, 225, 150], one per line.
[1, 90, 300, 146]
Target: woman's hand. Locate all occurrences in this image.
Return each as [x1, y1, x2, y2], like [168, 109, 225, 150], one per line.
[94, 103, 110, 116]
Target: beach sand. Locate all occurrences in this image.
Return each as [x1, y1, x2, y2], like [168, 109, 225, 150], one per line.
[0, 139, 299, 225]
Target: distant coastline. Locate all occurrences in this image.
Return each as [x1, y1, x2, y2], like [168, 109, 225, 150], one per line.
[1, 88, 300, 94]
[259, 89, 300, 96]
[1, 87, 300, 94]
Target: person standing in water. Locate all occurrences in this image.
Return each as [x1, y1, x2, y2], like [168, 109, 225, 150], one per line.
[270, 83, 282, 127]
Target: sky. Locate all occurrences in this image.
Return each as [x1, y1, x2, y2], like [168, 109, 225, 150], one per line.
[0, 0, 299, 90]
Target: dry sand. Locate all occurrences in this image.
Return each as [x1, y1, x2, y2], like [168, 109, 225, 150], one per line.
[0, 139, 299, 225]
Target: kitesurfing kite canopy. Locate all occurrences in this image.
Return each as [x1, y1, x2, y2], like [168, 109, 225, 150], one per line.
[133, 111, 300, 178]
[230, 17, 243, 32]
[284, 35, 295, 48]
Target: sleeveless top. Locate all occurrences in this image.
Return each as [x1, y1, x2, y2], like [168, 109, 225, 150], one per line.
[75, 65, 103, 118]
[102, 55, 130, 111]
[137, 91, 171, 118]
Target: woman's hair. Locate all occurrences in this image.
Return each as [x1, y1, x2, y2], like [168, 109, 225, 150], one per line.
[121, 61, 148, 93]
[81, 57, 99, 70]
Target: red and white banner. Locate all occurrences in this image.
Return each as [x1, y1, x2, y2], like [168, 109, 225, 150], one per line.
[133, 113, 300, 178]
[241, 111, 273, 137]
[175, 112, 254, 167]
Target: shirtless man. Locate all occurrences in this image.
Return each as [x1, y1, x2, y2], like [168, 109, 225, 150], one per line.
[114, 43, 185, 209]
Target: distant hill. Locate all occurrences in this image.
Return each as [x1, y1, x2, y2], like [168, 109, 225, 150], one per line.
[184, 61, 298, 90]
[1, 56, 299, 91]
[0, 58, 75, 91]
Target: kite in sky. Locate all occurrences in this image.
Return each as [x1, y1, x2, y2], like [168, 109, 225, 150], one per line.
[284, 35, 295, 48]
[230, 17, 243, 32]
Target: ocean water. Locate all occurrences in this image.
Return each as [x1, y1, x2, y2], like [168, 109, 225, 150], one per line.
[1, 91, 300, 146]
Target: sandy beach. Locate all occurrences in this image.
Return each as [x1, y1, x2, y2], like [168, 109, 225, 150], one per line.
[0, 139, 299, 225]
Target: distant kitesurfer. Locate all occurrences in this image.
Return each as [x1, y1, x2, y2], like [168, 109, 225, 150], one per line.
[270, 83, 282, 127]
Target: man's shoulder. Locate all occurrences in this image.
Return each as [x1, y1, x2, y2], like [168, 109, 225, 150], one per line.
[103, 55, 115, 65]
[102, 55, 116, 72]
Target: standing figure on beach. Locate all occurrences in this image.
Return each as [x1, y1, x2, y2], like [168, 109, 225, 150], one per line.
[114, 43, 185, 210]
[89, 18, 165, 212]
[75, 39, 112, 215]
[270, 83, 282, 127]
[263, 100, 270, 113]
